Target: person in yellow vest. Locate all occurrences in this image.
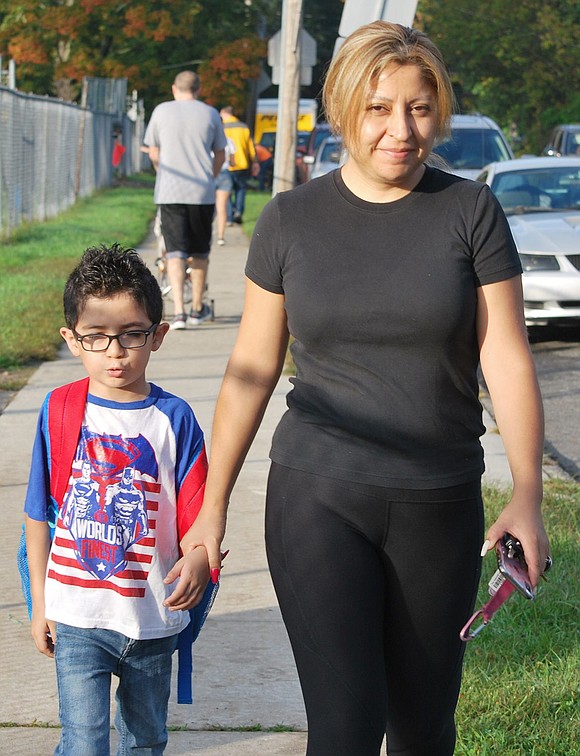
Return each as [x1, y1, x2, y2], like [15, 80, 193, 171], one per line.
[220, 106, 259, 224]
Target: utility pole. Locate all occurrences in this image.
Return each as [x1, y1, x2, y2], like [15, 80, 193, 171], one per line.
[272, 0, 303, 195]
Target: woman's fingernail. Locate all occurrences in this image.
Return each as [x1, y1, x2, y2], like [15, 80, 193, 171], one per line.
[211, 568, 220, 584]
[480, 540, 491, 557]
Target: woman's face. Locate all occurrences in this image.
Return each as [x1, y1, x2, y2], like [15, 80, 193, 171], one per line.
[342, 63, 439, 201]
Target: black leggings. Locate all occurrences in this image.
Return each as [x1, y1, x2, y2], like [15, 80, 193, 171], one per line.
[265, 463, 484, 756]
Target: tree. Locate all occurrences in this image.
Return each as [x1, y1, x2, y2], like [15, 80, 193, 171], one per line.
[0, 0, 204, 104]
[0, 0, 346, 120]
[416, 0, 580, 153]
[198, 36, 267, 115]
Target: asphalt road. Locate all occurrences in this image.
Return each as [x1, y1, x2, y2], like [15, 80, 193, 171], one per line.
[529, 325, 580, 481]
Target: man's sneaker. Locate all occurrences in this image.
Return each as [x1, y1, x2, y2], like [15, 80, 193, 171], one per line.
[170, 313, 187, 330]
[187, 303, 212, 326]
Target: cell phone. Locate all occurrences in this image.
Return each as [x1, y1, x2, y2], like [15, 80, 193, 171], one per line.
[496, 534, 535, 600]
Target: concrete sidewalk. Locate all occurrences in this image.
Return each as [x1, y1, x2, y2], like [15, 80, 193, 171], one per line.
[0, 220, 563, 755]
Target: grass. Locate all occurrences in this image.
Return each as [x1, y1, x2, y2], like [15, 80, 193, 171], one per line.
[456, 479, 579, 754]
[242, 189, 272, 237]
[0, 175, 157, 378]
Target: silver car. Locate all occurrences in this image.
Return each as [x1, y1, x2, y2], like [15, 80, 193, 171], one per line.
[304, 135, 344, 180]
[477, 156, 580, 326]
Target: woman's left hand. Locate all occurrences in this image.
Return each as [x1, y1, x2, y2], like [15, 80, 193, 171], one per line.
[483, 494, 550, 589]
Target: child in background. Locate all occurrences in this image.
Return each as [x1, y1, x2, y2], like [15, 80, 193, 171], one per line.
[24, 243, 215, 755]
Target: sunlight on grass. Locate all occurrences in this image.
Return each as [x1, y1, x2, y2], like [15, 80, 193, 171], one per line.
[456, 480, 579, 754]
[0, 180, 156, 372]
[242, 190, 271, 236]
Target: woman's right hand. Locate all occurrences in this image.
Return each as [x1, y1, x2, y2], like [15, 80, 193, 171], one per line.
[180, 503, 228, 583]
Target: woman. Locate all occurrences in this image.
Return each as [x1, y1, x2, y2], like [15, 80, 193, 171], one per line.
[180, 22, 550, 756]
[215, 135, 236, 246]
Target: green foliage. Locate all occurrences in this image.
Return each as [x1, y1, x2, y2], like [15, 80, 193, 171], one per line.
[198, 36, 268, 115]
[0, 1, 345, 119]
[457, 479, 579, 753]
[417, 0, 580, 153]
[0, 181, 155, 370]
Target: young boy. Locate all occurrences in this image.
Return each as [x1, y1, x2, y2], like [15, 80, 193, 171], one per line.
[24, 243, 213, 754]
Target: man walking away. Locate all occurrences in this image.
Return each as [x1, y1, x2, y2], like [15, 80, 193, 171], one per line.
[220, 106, 259, 225]
[145, 72, 226, 330]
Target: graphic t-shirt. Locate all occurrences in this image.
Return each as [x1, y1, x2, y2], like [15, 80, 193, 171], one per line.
[25, 384, 206, 640]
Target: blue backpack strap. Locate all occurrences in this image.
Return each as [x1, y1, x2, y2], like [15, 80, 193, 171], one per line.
[176, 578, 220, 704]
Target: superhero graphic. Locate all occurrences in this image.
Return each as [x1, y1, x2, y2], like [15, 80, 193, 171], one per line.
[61, 427, 158, 579]
[62, 460, 100, 528]
[105, 466, 149, 551]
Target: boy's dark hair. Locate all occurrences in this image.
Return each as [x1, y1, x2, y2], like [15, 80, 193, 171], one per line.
[63, 243, 163, 329]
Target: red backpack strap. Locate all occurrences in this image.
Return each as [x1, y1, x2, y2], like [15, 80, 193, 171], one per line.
[48, 377, 90, 506]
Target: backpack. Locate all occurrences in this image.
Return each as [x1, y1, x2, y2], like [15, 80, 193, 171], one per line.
[17, 377, 217, 704]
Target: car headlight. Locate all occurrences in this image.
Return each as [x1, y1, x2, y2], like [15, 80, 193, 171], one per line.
[519, 254, 560, 272]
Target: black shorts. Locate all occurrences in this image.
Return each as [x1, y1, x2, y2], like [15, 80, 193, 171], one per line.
[159, 204, 215, 259]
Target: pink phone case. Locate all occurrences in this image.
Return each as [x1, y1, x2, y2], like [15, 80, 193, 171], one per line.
[496, 536, 535, 600]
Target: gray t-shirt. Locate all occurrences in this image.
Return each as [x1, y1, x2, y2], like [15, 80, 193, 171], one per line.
[144, 99, 227, 205]
[246, 167, 522, 489]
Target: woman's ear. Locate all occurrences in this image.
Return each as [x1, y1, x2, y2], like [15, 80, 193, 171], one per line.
[60, 327, 81, 356]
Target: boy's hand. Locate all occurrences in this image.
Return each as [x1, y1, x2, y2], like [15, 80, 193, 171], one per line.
[163, 547, 211, 612]
[31, 613, 56, 658]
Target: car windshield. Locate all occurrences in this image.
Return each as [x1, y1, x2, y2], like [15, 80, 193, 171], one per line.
[491, 167, 580, 213]
[433, 128, 512, 169]
[564, 130, 580, 155]
[260, 131, 310, 153]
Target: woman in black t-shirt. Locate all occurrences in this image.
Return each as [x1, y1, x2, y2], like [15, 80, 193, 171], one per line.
[181, 22, 550, 756]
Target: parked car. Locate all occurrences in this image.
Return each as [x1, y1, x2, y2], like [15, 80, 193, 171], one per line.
[305, 135, 343, 180]
[432, 114, 513, 179]
[257, 131, 311, 185]
[542, 124, 580, 157]
[477, 156, 580, 326]
[295, 122, 332, 183]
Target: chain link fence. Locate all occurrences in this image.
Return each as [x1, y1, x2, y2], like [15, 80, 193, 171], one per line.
[0, 85, 145, 239]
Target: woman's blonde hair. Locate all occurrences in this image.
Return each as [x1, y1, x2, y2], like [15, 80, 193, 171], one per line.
[323, 21, 454, 154]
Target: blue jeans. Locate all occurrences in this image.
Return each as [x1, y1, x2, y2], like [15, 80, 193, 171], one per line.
[228, 169, 250, 220]
[54, 623, 179, 756]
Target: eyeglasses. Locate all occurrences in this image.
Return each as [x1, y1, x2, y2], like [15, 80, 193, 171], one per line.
[73, 324, 159, 352]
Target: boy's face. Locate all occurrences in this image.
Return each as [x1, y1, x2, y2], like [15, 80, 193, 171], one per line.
[60, 292, 169, 402]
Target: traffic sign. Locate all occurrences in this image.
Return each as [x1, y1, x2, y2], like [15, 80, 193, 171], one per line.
[268, 28, 317, 85]
[339, 0, 418, 38]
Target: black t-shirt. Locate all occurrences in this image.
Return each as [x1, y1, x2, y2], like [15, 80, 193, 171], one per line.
[246, 167, 521, 489]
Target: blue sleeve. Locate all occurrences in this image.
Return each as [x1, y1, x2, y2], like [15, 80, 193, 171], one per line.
[174, 405, 206, 490]
[24, 395, 52, 522]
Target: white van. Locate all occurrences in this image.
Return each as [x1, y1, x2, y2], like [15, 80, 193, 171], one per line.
[432, 114, 514, 179]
